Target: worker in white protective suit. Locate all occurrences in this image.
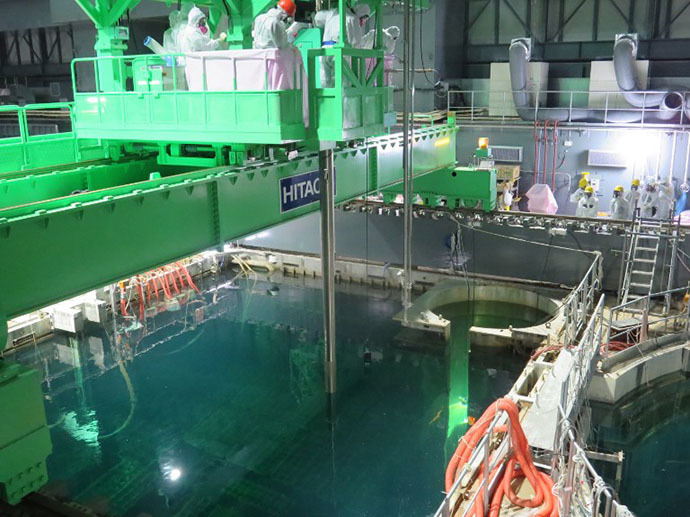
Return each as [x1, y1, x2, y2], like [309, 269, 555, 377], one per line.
[253, 0, 305, 49]
[570, 177, 589, 205]
[179, 6, 226, 53]
[640, 182, 659, 219]
[361, 25, 401, 55]
[314, 4, 371, 87]
[501, 181, 514, 211]
[576, 186, 598, 218]
[624, 178, 641, 218]
[656, 181, 674, 220]
[610, 185, 630, 219]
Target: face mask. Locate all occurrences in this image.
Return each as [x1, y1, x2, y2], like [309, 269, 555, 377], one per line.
[199, 25, 208, 35]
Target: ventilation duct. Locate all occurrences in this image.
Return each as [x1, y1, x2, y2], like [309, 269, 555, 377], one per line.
[508, 38, 683, 124]
[613, 34, 666, 108]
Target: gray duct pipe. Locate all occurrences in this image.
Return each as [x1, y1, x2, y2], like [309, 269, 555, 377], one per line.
[508, 39, 682, 124]
[613, 35, 665, 108]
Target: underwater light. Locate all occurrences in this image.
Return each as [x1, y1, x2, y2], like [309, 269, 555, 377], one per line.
[169, 467, 182, 481]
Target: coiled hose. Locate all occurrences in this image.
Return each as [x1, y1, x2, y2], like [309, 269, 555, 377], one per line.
[444, 398, 558, 517]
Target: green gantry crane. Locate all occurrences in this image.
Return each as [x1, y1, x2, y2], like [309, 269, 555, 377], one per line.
[0, 0, 478, 506]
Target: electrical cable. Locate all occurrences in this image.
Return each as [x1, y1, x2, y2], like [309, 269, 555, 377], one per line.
[448, 213, 598, 258]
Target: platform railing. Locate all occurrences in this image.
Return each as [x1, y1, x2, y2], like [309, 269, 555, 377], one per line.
[603, 286, 690, 357]
[553, 405, 634, 517]
[560, 295, 606, 421]
[447, 89, 690, 127]
[562, 254, 603, 348]
[70, 51, 307, 144]
[434, 412, 511, 517]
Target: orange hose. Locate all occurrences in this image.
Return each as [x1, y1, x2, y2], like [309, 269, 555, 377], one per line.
[444, 398, 558, 517]
[119, 281, 128, 316]
[177, 261, 201, 293]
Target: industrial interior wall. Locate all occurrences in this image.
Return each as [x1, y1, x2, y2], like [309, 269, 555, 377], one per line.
[385, 2, 440, 112]
[0, 0, 171, 31]
[454, 126, 690, 216]
[238, 210, 686, 293]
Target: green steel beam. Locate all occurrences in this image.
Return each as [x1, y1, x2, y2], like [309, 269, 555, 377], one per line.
[0, 126, 456, 348]
[0, 158, 186, 210]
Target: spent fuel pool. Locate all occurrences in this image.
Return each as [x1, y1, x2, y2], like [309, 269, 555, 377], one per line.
[590, 372, 690, 517]
[7, 272, 549, 516]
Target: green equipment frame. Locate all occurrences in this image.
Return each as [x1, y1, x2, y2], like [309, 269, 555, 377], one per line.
[0, 103, 106, 174]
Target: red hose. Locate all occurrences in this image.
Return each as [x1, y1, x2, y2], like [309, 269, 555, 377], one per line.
[145, 275, 152, 305]
[551, 121, 559, 190]
[444, 398, 558, 517]
[533, 121, 539, 185]
[542, 121, 549, 186]
[173, 264, 187, 290]
[167, 268, 181, 294]
[159, 270, 172, 299]
[119, 282, 128, 316]
[151, 275, 160, 303]
[177, 261, 201, 293]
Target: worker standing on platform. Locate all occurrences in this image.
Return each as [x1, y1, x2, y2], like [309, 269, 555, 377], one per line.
[624, 178, 641, 218]
[576, 186, 598, 217]
[656, 181, 674, 220]
[610, 185, 630, 219]
[179, 6, 226, 52]
[253, 0, 303, 49]
[570, 178, 589, 205]
[641, 182, 659, 218]
[315, 4, 371, 87]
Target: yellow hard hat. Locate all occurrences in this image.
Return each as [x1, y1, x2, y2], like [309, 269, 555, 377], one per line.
[632, 179, 641, 186]
[579, 178, 588, 188]
[585, 186, 594, 194]
[614, 185, 624, 192]
[582, 172, 590, 177]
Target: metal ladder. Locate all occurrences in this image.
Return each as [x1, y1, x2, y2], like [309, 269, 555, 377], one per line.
[620, 218, 662, 305]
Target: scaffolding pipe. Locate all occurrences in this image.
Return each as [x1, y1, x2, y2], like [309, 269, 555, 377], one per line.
[319, 148, 336, 396]
[402, 0, 414, 316]
[669, 131, 677, 184]
[684, 132, 690, 185]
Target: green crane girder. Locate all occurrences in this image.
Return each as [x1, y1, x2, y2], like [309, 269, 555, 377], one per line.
[0, 125, 457, 349]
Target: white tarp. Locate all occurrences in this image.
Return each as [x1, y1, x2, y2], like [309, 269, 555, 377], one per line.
[184, 47, 308, 126]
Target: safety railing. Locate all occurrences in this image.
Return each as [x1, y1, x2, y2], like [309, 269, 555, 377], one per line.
[0, 103, 98, 173]
[434, 412, 511, 517]
[560, 295, 606, 421]
[70, 51, 307, 144]
[447, 89, 690, 127]
[603, 286, 690, 357]
[562, 254, 603, 348]
[553, 406, 634, 517]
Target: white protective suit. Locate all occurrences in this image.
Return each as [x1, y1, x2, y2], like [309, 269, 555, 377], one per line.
[610, 196, 630, 219]
[179, 7, 221, 53]
[641, 187, 659, 218]
[163, 4, 192, 52]
[361, 25, 401, 55]
[315, 5, 370, 87]
[624, 187, 641, 218]
[501, 182, 514, 210]
[656, 185, 674, 220]
[576, 194, 598, 218]
[570, 187, 585, 204]
[253, 7, 291, 49]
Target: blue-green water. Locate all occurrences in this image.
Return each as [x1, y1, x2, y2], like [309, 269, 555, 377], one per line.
[591, 373, 690, 517]
[6, 275, 544, 516]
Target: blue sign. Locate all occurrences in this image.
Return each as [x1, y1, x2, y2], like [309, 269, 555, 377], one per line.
[279, 169, 335, 213]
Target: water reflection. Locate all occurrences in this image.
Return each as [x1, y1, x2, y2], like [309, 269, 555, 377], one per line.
[6, 273, 538, 516]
